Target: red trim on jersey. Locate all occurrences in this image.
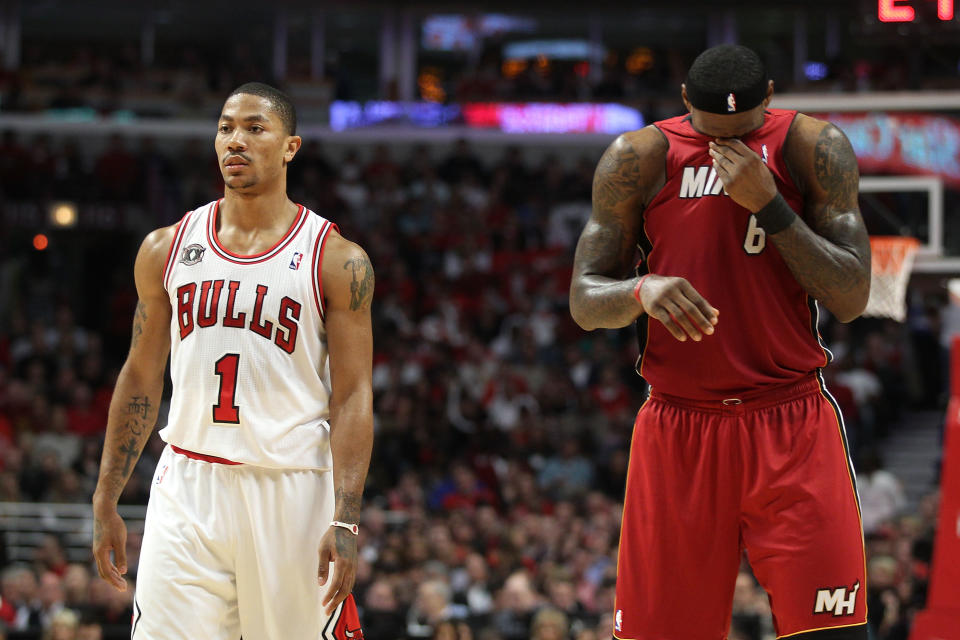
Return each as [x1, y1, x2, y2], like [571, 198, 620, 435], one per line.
[171, 445, 241, 465]
[206, 199, 308, 264]
[163, 211, 194, 290]
[311, 221, 339, 321]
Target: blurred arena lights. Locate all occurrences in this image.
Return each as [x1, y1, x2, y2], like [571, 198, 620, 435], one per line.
[32, 234, 49, 251]
[50, 201, 78, 227]
[803, 61, 829, 81]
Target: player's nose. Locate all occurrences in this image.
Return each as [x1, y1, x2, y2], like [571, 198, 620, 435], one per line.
[225, 130, 247, 150]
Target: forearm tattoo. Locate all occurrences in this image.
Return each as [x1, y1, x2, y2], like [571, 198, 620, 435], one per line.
[100, 393, 159, 502]
[130, 302, 147, 349]
[770, 124, 870, 311]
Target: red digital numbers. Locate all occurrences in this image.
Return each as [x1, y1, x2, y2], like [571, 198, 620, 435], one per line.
[878, 0, 954, 21]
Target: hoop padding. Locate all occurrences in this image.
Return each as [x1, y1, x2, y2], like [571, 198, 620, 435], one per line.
[863, 236, 920, 322]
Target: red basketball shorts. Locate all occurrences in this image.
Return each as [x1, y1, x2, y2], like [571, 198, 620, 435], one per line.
[613, 375, 867, 640]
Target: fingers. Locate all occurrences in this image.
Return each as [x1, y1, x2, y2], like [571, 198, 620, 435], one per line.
[321, 559, 355, 616]
[645, 277, 718, 342]
[317, 545, 332, 586]
[94, 543, 127, 591]
[650, 307, 688, 342]
[115, 536, 128, 576]
[661, 300, 704, 342]
[671, 295, 717, 338]
[715, 138, 753, 156]
[679, 280, 720, 326]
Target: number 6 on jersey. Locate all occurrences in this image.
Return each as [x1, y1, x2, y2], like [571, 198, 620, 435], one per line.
[213, 353, 241, 423]
[743, 214, 766, 255]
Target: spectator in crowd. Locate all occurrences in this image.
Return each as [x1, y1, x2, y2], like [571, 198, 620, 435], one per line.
[530, 607, 568, 640]
[41, 608, 77, 640]
[858, 450, 908, 535]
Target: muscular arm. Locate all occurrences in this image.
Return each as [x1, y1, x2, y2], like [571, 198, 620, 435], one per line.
[317, 233, 374, 612]
[775, 117, 871, 322]
[92, 225, 174, 588]
[711, 116, 870, 322]
[569, 131, 656, 330]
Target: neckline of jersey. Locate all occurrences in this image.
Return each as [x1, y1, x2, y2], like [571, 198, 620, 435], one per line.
[208, 198, 307, 261]
[680, 110, 774, 141]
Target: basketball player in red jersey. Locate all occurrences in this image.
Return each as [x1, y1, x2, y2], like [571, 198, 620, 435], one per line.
[570, 45, 870, 639]
[91, 83, 370, 639]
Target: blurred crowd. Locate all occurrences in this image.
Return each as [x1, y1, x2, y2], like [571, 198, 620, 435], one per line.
[0, 134, 946, 640]
[2, 34, 957, 122]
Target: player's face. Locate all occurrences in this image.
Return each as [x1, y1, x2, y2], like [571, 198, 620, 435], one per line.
[681, 80, 774, 139]
[215, 93, 301, 193]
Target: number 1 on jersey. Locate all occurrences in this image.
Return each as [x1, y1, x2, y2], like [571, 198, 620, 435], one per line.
[213, 353, 240, 423]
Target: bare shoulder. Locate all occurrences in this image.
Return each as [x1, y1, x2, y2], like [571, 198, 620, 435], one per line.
[620, 124, 669, 158]
[785, 113, 859, 196]
[322, 231, 375, 312]
[134, 223, 180, 293]
[594, 125, 668, 214]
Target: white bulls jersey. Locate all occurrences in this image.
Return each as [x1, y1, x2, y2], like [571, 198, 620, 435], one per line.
[160, 199, 337, 469]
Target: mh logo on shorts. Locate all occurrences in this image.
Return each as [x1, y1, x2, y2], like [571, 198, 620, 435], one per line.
[813, 580, 860, 616]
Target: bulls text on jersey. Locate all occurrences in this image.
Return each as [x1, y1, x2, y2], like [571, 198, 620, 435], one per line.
[176, 280, 302, 354]
[679, 165, 729, 199]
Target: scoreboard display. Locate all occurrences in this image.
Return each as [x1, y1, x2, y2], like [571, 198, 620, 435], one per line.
[878, 0, 955, 21]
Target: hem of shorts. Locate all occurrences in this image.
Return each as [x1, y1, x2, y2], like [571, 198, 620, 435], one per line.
[776, 620, 868, 638]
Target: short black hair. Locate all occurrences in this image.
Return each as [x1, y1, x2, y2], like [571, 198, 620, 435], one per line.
[685, 45, 768, 114]
[687, 45, 765, 94]
[226, 82, 297, 135]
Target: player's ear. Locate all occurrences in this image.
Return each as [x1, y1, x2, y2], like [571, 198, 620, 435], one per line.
[284, 135, 302, 164]
[681, 84, 692, 113]
[763, 80, 774, 107]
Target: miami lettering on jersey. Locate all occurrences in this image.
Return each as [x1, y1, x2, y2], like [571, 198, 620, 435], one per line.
[678, 165, 729, 199]
[176, 280, 302, 354]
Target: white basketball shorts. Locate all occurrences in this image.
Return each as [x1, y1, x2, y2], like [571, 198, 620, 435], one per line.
[131, 444, 362, 640]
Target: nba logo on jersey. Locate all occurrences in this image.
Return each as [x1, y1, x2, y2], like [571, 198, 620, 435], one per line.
[615, 609, 623, 632]
[761, 144, 769, 164]
[726, 93, 736, 112]
[289, 252, 303, 270]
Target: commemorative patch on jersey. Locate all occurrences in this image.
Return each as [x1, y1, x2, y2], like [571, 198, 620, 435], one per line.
[181, 243, 206, 266]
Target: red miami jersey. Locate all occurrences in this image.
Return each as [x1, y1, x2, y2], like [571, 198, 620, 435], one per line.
[160, 199, 338, 469]
[637, 109, 830, 399]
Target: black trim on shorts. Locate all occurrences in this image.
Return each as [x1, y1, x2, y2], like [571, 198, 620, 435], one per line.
[815, 369, 861, 514]
[131, 597, 143, 638]
[321, 600, 344, 640]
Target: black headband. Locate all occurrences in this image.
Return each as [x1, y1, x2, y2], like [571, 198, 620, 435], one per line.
[685, 75, 768, 114]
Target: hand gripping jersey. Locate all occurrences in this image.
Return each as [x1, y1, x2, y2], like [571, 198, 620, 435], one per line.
[160, 199, 338, 469]
[637, 109, 830, 399]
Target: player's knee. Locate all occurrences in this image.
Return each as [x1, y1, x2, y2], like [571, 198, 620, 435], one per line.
[787, 624, 868, 640]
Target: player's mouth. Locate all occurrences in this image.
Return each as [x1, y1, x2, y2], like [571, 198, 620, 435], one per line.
[224, 156, 250, 173]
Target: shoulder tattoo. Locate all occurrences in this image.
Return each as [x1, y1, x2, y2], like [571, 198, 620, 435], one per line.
[593, 139, 644, 218]
[344, 256, 375, 311]
[813, 124, 859, 206]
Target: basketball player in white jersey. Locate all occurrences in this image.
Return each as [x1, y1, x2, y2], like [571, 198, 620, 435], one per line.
[91, 83, 372, 640]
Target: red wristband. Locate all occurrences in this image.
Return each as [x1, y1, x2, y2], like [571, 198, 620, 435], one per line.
[633, 274, 651, 304]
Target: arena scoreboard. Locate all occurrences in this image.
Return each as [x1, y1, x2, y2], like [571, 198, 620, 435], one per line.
[878, 0, 954, 22]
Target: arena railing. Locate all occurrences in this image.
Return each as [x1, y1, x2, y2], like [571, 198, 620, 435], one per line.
[0, 502, 147, 565]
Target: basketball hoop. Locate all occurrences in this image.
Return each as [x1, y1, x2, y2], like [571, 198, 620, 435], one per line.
[862, 236, 920, 322]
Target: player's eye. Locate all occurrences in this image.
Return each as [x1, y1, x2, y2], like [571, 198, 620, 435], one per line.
[250, 125, 264, 133]
[218, 124, 230, 133]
